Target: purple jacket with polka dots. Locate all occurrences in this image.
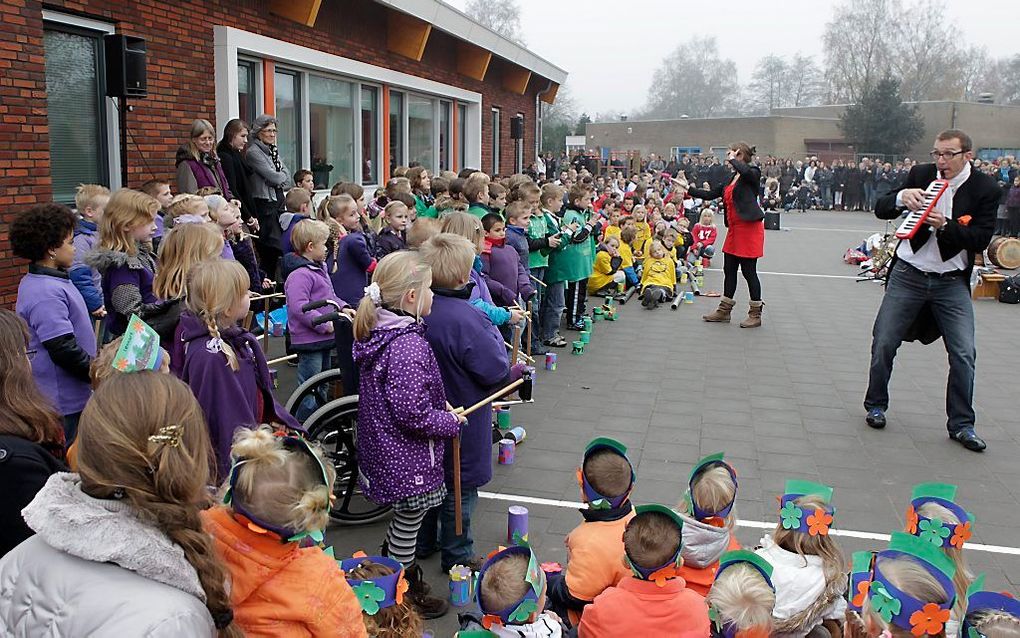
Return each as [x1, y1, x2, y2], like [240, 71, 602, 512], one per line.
[352, 311, 461, 505]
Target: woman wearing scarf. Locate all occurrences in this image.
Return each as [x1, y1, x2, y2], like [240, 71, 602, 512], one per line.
[175, 119, 234, 200]
[245, 114, 293, 280]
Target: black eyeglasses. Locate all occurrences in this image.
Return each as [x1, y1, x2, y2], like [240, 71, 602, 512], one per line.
[929, 150, 965, 160]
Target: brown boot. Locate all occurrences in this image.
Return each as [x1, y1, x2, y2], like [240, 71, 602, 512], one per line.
[740, 300, 764, 328]
[702, 297, 735, 322]
[404, 563, 449, 619]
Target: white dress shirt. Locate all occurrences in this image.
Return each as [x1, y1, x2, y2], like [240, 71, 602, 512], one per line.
[895, 162, 970, 273]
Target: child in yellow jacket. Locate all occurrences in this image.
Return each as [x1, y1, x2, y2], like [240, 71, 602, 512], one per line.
[587, 237, 625, 296]
[640, 239, 676, 309]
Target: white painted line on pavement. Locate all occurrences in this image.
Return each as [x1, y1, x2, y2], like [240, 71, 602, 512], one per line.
[783, 226, 889, 233]
[478, 491, 1020, 556]
[706, 269, 863, 280]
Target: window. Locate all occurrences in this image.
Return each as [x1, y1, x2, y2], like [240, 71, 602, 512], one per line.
[274, 69, 301, 177]
[308, 75, 354, 187]
[44, 23, 109, 204]
[515, 113, 525, 173]
[361, 86, 378, 184]
[491, 108, 501, 176]
[408, 95, 434, 171]
[457, 103, 467, 171]
[237, 60, 257, 125]
[389, 90, 404, 174]
[439, 101, 451, 172]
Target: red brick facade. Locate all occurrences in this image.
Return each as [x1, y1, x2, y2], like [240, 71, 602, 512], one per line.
[0, 0, 544, 303]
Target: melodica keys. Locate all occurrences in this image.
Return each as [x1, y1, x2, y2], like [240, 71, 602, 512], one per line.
[895, 179, 949, 239]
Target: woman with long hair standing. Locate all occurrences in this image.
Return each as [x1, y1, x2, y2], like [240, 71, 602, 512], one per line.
[176, 119, 234, 199]
[0, 310, 67, 557]
[216, 118, 259, 232]
[689, 142, 767, 328]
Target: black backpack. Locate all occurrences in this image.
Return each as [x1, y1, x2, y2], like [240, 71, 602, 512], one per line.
[1000, 275, 1020, 304]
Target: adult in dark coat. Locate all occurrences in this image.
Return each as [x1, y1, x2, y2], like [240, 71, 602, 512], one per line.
[245, 115, 293, 280]
[216, 118, 259, 231]
[689, 143, 767, 328]
[845, 163, 863, 210]
[864, 130, 998, 452]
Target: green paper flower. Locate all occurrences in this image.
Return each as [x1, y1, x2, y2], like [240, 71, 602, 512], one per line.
[918, 518, 951, 546]
[511, 530, 530, 547]
[968, 626, 984, 638]
[589, 498, 611, 510]
[508, 599, 538, 623]
[352, 581, 386, 615]
[780, 502, 803, 530]
[870, 581, 902, 623]
[709, 606, 723, 632]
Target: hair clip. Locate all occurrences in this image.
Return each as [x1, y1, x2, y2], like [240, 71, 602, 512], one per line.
[364, 281, 382, 306]
[148, 424, 183, 448]
[779, 480, 835, 536]
[577, 437, 635, 511]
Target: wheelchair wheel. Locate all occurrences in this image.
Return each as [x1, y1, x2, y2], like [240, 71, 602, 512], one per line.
[303, 395, 392, 525]
[285, 368, 347, 416]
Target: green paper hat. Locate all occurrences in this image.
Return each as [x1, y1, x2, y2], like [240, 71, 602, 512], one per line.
[779, 480, 835, 535]
[686, 452, 737, 521]
[625, 504, 685, 582]
[112, 314, 163, 373]
[579, 437, 635, 510]
[908, 482, 974, 549]
[717, 550, 774, 591]
[911, 482, 957, 502]
[784, 479, 834, 504]
[887, 532, 956, 582]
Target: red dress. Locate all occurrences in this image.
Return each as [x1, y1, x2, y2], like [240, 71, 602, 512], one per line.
[721, 181, 765, 258]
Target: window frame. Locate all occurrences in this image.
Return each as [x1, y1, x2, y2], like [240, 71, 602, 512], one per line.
[273, 66, 304, 178]
[491, 107, 501, 176]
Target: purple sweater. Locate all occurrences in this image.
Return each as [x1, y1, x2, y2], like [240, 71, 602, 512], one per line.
[285, 256, 346, 347]
[174, 312, 301, 479]
[423, 289, 510, 488]
[330, 231, 377, 306]
[353, 311, 461, 504]
[481, 241, 535, 306]
[85, 247, 158, 336]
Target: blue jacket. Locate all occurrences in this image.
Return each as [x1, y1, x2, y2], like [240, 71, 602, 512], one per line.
[330, 231, 377, 306]
[423, 288, 509, 488]
[70, 220, 102, 313]
[469, 258, 510, 325]
[505, 225, 530, 272]
[284, 256, 345, 348]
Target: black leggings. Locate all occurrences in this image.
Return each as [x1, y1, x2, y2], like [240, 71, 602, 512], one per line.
[723, 253, 762, 301]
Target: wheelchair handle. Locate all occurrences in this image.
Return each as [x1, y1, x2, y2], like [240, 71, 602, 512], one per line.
[301, 299, 345, 313]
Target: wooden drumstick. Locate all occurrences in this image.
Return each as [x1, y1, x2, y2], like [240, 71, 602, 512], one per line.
[509, 325, 520, 373]
[451, 378, 525, 418]
[526, 301, 534, 359]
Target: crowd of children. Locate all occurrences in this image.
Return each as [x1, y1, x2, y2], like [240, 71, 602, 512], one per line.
[1, 142, 1016, 637]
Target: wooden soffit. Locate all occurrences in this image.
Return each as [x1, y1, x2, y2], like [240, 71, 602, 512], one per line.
[540, 82, 560, 104]
[269, 0, 322, 27]
[502, 65, 531, 96]
[456, 40, 491, 81]
[387, 10, 432, 62]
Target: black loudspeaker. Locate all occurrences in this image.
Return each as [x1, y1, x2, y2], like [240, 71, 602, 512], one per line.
[764, 211, 781, 230]
[104, 34, 147, 98]
[510, 115, 524, 140]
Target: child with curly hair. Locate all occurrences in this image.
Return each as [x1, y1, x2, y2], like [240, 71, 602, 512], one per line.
[344, 556, 423, 638]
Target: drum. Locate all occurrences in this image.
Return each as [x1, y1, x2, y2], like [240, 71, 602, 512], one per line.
[988, 236, 1020, 269]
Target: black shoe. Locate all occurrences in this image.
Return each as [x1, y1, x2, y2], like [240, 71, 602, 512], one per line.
[865, 408, 886, 429]
[950, 429, 986, 452]
[404, 563, 449, 619]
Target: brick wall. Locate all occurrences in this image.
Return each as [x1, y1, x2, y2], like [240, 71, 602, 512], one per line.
[0, 0, 541, 304]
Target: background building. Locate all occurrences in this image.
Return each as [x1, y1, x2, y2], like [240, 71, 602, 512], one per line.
[585, 101, 1020, 165]
[0, 0, 567, 303]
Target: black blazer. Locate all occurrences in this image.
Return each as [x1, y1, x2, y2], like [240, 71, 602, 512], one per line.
[688, 159, 765, 225]
[217, 142, 258, 225]
[0, 435, 67, 557]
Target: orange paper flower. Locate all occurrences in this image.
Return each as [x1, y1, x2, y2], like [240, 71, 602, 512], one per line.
[395, 575, 409, 605]
[949, 521, 972, 548]
[807, 507, 833, 536]
[909, 603, 950, 636]
[852, 580, 871, 608]
[481, 614, 504, 629]
[648, 564, 682, 587]
[957, 215, 972, 227]
[906, 505, 919, 535]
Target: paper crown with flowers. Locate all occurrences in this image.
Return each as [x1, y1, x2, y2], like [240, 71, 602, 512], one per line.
[576, 437, 635, 511]
[340, 553, 409, 615]
[847, 532, 957, 636]
[778, 480, 835, 536]
[961, 573, 1020, 638]
[222, 433, 331, 544]
[112, 314, 163, 373]
[623, 504, 685, 586]
[709, 551, 776, 638]
[686, 452, 738, 523]
[905, 483, 974, 550]
[475, 545, 544, 629]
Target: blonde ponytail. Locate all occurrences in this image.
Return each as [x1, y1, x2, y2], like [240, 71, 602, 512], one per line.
[352, 295, 378, 342]
[351, 251, 431, 342]
[185, 260, 249, 372]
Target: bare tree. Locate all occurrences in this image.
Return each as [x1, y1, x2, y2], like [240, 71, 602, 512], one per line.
[890, 8, 964, 101]
[785, 54, 825, 107]
[641, 36, 739, 119]
[747, 55, 787, 113]
[464, 0, 525, 45]
[823, 0, 898, 103]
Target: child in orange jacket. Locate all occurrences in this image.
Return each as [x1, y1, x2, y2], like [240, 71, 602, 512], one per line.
[202, 426, 367, 638]
[676, 453, 742, 596]
[547, 437, 636, 627]
[577, 504, 711, 638]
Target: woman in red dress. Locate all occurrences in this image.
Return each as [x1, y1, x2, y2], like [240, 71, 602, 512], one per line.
[687, 142, 766, 327]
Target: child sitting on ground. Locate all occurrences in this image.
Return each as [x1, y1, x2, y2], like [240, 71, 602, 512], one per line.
[352, 250, 464, 619]
[376, 201, 410, 258]
[618, 227, 639, 292]
[70, 184, 110, 319]
[675, 453, 742, 597]
[481, 213, 535, 309]
[343, 556, 424, 638]
[416, 234, 516, 573]
[639, 239, 676, 309]
[756, 480, 845, 638]
[691, 209, 718, 267]
[706, 550, 776, 638]
[203, 426, 367, 637]
[547, 437, 636, 627]
[578, 505, 710, 637]
[587, 236, 625, 297]
[460, 546, 566, 636]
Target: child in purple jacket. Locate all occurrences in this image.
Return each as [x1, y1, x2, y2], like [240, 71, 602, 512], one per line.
[175, 259, 300, 479]
[351, 250, 463, 619]
[285, 219, 350, 421]
[480, 212, 535, 307]
[416, 233, 522, 573]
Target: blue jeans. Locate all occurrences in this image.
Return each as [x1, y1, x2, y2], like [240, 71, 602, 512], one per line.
[541, 281, 565, 342]
[416, 486, 478, 571]
[865, 261, 976, 433]
[296, 349, 331, 421]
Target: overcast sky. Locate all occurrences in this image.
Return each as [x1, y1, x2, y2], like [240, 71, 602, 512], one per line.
[444, 0, 1015, 117]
